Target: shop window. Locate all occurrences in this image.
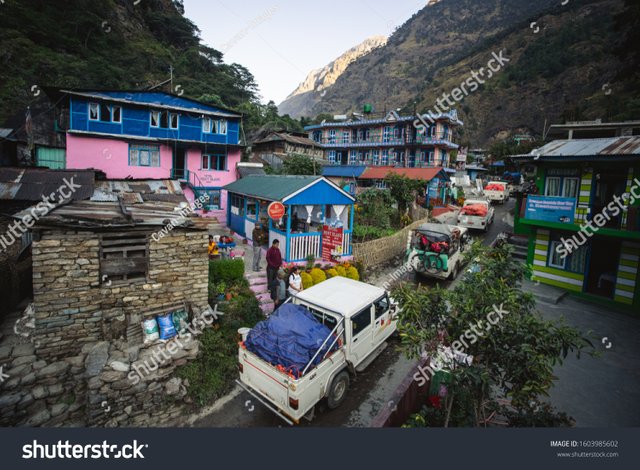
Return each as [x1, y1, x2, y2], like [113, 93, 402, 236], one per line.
[548, 241, 566, 269]
[545, 177, 562, 197]
[562, 177, 580, 198]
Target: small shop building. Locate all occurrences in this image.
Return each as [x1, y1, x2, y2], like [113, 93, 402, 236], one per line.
[223, 175, 355, 262]
[513, 136, 640, 310]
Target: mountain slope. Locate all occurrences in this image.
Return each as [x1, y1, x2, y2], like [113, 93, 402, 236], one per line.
[278, 36, 387, 118]
[306, 0, 639, 145]
[0, 0, 258, 125]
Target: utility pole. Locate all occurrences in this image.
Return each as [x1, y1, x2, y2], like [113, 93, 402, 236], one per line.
[169, 65, 174, 93]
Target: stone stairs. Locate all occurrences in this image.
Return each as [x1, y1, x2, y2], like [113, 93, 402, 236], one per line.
[246, 271, 274, 314]
[507, 235, 529, 262]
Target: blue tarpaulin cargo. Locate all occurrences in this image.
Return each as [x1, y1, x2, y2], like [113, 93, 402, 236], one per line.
[245, 304, 338, 378]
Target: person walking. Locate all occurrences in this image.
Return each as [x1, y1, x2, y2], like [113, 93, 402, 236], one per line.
[270, 269, 287, 313]
[288, 266, 303, 297]
[266, 239, 282, 286]
[251, 223, 264, 272]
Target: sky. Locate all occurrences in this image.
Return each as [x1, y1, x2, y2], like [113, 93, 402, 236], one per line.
[182, 0, 427, 105]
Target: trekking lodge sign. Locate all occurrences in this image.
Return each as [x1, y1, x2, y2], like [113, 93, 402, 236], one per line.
[322, 225, 344, 261]
[268, 202, 286, 220]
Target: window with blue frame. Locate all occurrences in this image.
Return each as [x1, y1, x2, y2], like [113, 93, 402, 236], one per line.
[342, 131, 350, 144]
[383, 126, 392, 143]
[544, 169, 580, 198]
[328, 129, 336, 144]
[201, 153, 227, 171]
[328, 150, 336, 164]
[381, 150, 389, 165]
[200, 190, 221, 210]
[373, 150, 380, 165]
[150, 110, 178, 129]
[202, 118, 228, 134]
[129, 144, 160, 167]
[89, 103, 122, 123]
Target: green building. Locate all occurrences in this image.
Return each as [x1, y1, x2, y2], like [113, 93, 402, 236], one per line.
[512, 136, 640, 310]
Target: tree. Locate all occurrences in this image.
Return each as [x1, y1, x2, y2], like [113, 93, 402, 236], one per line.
[282, 154, 319, 176]
[355, 188, 395, 229]
[394, 242, 594, 427]
[384, 173, 424, 214]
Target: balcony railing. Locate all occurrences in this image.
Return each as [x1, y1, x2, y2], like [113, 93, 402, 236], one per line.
[314, 131, 456, 147]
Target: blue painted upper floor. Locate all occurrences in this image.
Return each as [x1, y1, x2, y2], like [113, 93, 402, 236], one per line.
[64, 90, 242, 146]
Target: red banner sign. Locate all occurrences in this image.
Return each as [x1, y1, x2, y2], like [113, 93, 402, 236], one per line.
[267, 202, 286, 220]
[322, 225, 344, 261]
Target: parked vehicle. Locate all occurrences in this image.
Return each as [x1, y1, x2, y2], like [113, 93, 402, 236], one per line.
[237, 277, 399, 425]
[405, 223, 471, 281]
[457, 199, 495, 232]
[484, 181, 510, 204]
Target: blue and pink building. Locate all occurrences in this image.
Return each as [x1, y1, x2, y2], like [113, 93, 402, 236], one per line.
[34, 89, 243, 222]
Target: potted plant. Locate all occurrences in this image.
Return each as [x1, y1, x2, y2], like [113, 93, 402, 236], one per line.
[215, 282, 226, 301]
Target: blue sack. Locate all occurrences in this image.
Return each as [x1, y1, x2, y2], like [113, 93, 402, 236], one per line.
[156, 313, 177, 340]
[245, 304, 338, 378]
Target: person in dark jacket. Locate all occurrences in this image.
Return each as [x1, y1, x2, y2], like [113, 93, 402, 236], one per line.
[266, 240, 282, 286]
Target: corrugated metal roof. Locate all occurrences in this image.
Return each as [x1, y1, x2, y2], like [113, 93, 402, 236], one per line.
[60, 90, 241, 118]
[528, 136, 640, 158]
[0, 168, 95, 201]
[253, 132, 321, 148]
[9, 177, 207, 230]
[90, 180, 182, 202]
[237, 166, 266, 178]
[224, 175, 322, 201]
[322, 166, 368, 178]
[359, 166, 446, 181]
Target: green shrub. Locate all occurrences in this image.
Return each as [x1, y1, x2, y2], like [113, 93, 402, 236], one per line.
[176, 327, 238, 406]
[346, 266, 360, 281]
[326, 268, 339, 278]
[209, 259, 244, 284]
[301, 272, 314, 289]
[310, 268, 327, 285]
[335, 266, 347, 277]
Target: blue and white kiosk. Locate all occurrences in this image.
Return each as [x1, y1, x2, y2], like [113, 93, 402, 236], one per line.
[224, 175, 355, 263]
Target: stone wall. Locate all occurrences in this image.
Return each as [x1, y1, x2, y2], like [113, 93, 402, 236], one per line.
[0, 228, 210, 427]
[352, 216, 431, 269]
[32, 229, 208, 360]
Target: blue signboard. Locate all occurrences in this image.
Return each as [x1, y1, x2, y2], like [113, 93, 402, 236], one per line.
[525, 196, 576, 224]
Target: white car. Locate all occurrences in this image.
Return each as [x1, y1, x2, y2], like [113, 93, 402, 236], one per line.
[483, 181, 510, 204]
[237, 277, 399, 424]
[405, 223, 471, 281]
[457, 199, 495, 232]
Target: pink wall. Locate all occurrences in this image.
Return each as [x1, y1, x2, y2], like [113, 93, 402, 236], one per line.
[185, 148, 241, 189]
[66, 134, 172, 179]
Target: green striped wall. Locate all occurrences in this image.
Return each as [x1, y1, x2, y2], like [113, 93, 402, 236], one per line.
[621, 168, 634, 229]
[575, 169, 593, 225]
[615, 242, 639, 305]
[531, 229, 585, 292]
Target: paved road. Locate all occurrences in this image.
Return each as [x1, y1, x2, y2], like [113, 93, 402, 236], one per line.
[191, 201, 514, 428]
